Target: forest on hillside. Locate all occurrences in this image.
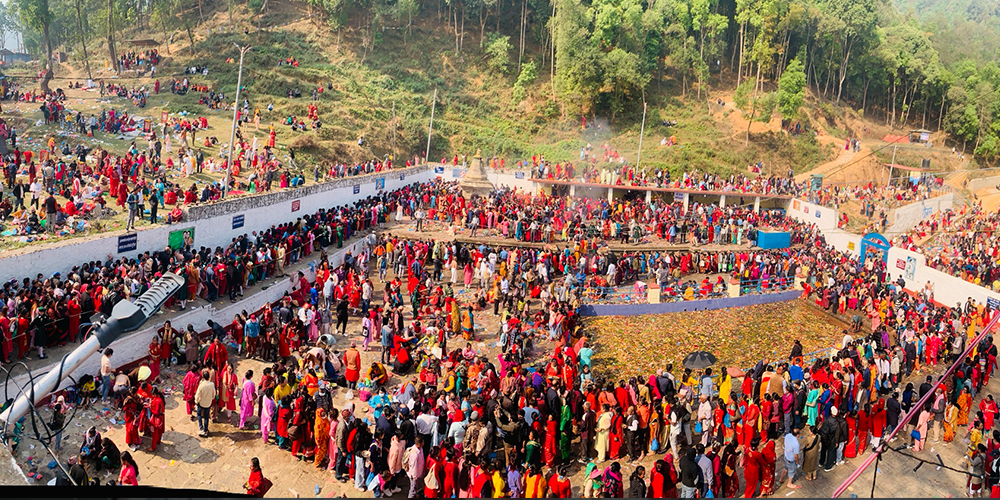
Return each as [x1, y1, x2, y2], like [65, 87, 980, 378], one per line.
[6, 0, 1000, 161]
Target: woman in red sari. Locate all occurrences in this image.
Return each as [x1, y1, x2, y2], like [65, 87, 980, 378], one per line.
[109, 169, 120, 199]
[609, 406, 625, 460]
[147, 336, 161, 382]
[245, 457, 272, 497]
[67, 295, 81, 343]
[161, 321, 176, 365]
[649, 458, 674, 498]
[857, 403, 871, 456]
[721, 440, 741, 498]
[279, 323, 293, 359]
[122, 389, 142, 450]
[759, 438, 777, 496]
[544, 414, 558, 467]
[845, 410, 859, 458]
[147, 387, 165, 452]
[742, 395, 761, 448]
[116, 181, 128, 208]
[743, 437, 764, 498]
[980, 396, 998, 432]
[424, 445, 443, 497]
[442, 447, 459, 499]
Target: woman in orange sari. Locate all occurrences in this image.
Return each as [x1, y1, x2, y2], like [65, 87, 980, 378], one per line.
[944, 400, 959, 443]
[760, 438, 777, 496]
[958, 388, 973, 426]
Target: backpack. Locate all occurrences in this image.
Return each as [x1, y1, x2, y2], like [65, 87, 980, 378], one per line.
[476, 422, 493, 454]
[401, 446, 413, 472]
[465, 424, 481, 453]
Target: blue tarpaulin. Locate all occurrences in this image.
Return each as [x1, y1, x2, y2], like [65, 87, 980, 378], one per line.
[757, 231, 791, 249]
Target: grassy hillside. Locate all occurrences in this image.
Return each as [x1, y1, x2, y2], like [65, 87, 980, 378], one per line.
[42, 0, 839, 177]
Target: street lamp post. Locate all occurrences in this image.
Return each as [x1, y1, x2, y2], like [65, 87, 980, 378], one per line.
[225, 43, 251, 198]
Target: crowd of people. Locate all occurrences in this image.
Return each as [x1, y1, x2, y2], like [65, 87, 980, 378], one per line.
[0, 77, 420, 244]
[446, 185, 813, 248]
[522, 147, 803, 197]
[23, 166, 999, 497]
[118, 49, 160, 72]
[916, 203, 1000, 291]
[808, 180, 947, 213]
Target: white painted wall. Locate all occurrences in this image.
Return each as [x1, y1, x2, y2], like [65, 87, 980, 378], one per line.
[883, 245, 1000, 307]
[887, 193, 955, 235]
[786, 198, 839, 231]
[822, 230, 864, 258]
[966, 176, 1000, 193]
[0, 166, 434, 283]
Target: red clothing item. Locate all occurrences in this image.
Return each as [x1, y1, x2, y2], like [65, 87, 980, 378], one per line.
[548, 475, 572, 498]
[743, 449, 764, 498]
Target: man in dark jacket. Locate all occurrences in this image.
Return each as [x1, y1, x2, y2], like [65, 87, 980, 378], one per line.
[793, 381, 807, 430]
[886, 391, 902, 434]
[820, 407, 840, 471]
[679, 447, 703, 498]
[497, 407, 526, 468]
[835, 408, 849, 465]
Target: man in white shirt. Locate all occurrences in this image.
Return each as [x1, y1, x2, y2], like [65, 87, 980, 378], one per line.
[841, 330, 853, 349]
[780, 427, 802, 489]
[323, 278, 335, 308]
[414, 209, 425, 232]
[415, 405, 438, 455]
[100, 349, 114, 403]
[29, 180, 42, 210]
[361, 280, 373, 317]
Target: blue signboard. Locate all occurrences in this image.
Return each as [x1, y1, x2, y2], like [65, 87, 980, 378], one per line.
[232, 214, 245, 229]
[118, 233, 138, 253]
[399, 173, 405, 181]
[434, 166, 445, 174]
[515, 172, 525, 179]
[375, 178, 385, 190]
[353, 184, 361, 194]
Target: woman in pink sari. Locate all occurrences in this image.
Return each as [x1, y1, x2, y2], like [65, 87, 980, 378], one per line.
[260, 387, 276, 443]
[307, 305, 320, 343]
[239, 369, 257, 430]
[362, 314, 375, 351]
[326, 409, 341, 471]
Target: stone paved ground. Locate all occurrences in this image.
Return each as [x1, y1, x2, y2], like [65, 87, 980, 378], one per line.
[11, 217, 991, 497]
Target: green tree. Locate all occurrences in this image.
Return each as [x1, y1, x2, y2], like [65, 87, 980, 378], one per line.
[553, 0, 599, 114]
[777, 56, 806, 120]
[394, 0, 419, 41]
[512, 59, 537, 102]
[485, 32, 512, 74]
[734, 78, 776, 145]
[825, 0, 878, 103]
[14, 0, 54, 91]
[975, 134, 1000, 163]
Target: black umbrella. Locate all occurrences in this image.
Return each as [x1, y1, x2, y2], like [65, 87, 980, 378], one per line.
[683, 351, 717, 370]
